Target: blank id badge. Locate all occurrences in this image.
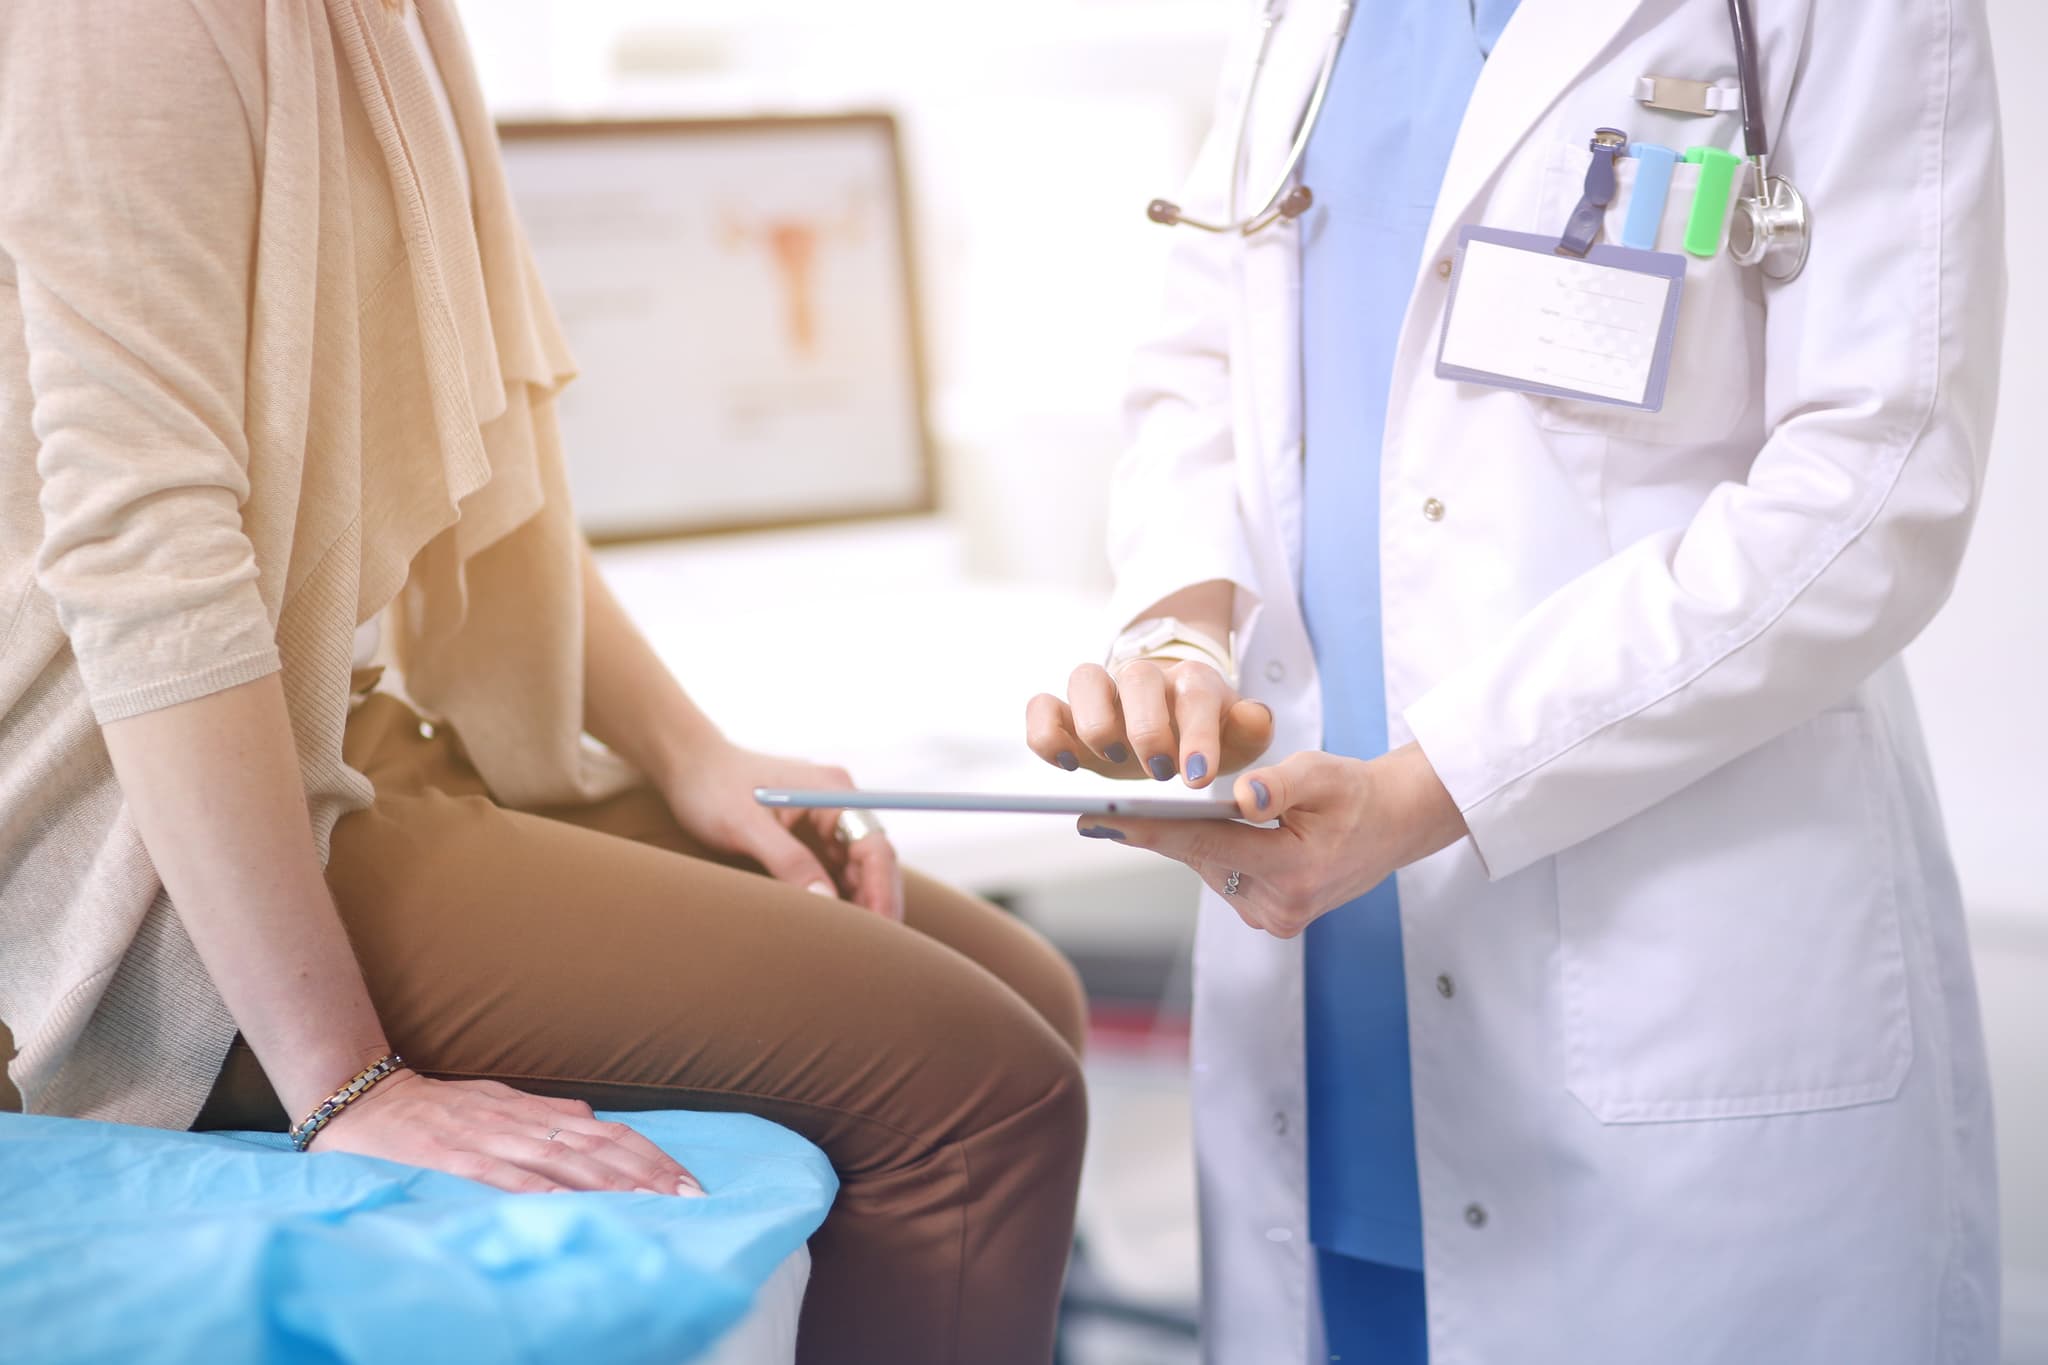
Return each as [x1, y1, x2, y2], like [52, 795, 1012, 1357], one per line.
[1435, 227, 1686, 411]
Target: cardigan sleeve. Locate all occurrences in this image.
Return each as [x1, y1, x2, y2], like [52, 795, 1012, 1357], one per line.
[0, 2, 279, 723]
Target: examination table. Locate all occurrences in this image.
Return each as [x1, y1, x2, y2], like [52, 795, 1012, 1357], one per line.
[0, 1108, 835, 1364]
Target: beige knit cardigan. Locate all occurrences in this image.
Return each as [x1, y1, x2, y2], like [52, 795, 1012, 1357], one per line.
[0, 0, 630, 1128]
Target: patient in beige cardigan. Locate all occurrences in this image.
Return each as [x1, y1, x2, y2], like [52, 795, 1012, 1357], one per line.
[0, 3, 1083, 1361]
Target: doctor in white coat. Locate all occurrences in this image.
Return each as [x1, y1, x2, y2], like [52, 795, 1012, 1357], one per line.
[1024, 0, 2005, 1360]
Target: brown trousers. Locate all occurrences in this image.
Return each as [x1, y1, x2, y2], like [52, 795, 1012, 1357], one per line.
[192, 693, 1089, 1365]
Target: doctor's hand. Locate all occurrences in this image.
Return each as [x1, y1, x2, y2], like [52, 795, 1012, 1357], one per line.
[1074, 743, 1469, 938]
[1026, 659, 1275, 788]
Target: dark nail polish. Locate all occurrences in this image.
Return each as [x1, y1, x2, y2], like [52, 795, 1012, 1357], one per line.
[1147, 755, 1175, 781]
[1186, 754, 1209, 782]
[1105, 743, 1130, 765]
[1057, 750, 1079, 771]
[1079, 826, 1128, 841]
[1251, 779, 1271, 810]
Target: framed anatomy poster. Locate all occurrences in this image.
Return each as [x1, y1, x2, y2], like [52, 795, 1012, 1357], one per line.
[497, 114, 935, 541]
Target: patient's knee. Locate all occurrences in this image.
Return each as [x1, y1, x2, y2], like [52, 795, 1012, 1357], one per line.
[1006, 1023, 1089, 1168]
[1041, 953, 1089, 1058]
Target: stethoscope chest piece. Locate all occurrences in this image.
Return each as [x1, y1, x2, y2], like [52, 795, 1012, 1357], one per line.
[1729, 170, 1811, 282]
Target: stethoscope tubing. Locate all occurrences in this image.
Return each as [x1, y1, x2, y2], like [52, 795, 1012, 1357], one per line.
[1725, 0, 1769, 158]
[1150, 0, 1349, 235]
[1159, 0, 1804, 280]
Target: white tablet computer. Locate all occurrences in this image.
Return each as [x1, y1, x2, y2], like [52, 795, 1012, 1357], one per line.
[754, 789, 1244, 820]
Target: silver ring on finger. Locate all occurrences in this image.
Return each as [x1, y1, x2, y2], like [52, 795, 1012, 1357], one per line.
[835, 808, 886, 845]
[544, 1128, 562, 1142]
[1222, 869, 1242, 897]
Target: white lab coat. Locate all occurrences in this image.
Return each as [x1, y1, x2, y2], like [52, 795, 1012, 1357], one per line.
[1107, 0, 2005, 1360]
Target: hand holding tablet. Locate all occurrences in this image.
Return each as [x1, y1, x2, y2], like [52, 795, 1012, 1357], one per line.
[754, 789, 1245, 820]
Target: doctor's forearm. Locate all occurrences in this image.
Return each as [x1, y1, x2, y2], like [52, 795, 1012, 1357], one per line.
[1122, 579, 1235, 644]
[1384, 742, 1471, 865]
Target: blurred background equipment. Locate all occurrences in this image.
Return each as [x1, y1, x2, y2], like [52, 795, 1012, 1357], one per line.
[500, 115, 934, 538]
[456, 2, 2046, 1361]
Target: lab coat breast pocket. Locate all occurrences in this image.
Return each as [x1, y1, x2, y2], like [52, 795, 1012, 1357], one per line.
[1527, 143, 1762, 445]
[1553, 711, 1914, 1123]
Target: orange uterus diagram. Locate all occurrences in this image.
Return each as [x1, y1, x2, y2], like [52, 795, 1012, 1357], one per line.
[720, 191, 869, 359]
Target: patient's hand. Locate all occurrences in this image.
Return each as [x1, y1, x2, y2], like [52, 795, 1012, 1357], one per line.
[659, 739, 905, 922]
[316, 1071, 707, 1196]
[1026, 658, 1274, 787]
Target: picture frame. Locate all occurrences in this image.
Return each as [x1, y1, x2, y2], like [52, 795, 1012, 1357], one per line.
[497, 114, 936, 542]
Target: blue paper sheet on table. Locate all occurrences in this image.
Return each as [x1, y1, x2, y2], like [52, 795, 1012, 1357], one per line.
[0, 1109, 836, 1365]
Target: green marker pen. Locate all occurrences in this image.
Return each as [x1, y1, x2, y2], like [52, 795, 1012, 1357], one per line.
[1682, 146, 1744, 258]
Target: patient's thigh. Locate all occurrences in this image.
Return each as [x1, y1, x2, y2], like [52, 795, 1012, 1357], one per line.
[322, 767, 1073, 1160]
[537, 782, 1088, 1057]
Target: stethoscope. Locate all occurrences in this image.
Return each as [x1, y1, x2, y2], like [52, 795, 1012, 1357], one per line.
[1147, 0, 1811, 282]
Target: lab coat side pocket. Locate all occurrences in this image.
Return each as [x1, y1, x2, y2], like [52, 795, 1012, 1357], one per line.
[1529, 144, 1759, 446]
[1554, 711, 1914, 1124]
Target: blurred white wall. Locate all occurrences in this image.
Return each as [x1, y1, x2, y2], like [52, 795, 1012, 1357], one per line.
[455, 0, 1231, 586]
[1921, 4, 2048, 1355]
[455, 1, 2045, 1353]
[1908, 0, 2048, 930]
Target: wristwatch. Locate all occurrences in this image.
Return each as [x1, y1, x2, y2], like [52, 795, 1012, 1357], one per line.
[1107, 616, 1239, 689]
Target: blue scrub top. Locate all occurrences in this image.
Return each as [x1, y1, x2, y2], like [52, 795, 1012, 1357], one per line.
[1298, 0, 1520, 1274]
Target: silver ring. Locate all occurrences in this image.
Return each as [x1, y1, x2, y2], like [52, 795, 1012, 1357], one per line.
[544, 1129, 562, 1142]
[1222, 870, 1242, 897]
[835, 808, 885, 845]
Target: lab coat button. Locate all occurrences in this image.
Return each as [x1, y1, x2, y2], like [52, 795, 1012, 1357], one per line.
[1272, 1110, 1288, 1136]
[1422, 497, 1446, 522]
[1265, 660, 1286, 683]
[1435, 973, 1456, 999]
[1464, 1203, 1488, 1229]
[417, 720, 437, 740]
[1435, 257, 1453, 280]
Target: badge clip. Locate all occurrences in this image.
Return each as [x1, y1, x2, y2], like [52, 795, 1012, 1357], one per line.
[1555, 127, 1629, 259]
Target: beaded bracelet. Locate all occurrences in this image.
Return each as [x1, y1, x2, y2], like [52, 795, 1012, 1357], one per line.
[289, 1054, 406, 1152]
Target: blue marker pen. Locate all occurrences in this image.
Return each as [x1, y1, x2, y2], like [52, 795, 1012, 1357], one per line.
[1622, 143, 1679, 251]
